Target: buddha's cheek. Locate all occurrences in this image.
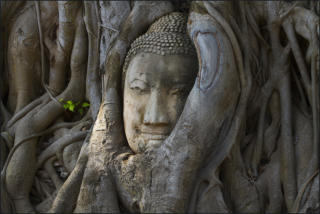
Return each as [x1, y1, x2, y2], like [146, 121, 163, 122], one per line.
[123, 93, 147, 152]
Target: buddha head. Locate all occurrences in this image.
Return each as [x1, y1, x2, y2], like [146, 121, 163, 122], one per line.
[123, 12, 198, 153]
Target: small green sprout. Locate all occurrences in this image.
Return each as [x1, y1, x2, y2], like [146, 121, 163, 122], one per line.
[59, 99, 90, 115]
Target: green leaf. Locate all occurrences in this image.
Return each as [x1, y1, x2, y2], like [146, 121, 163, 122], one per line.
[63, 103, 69, 109]
[67, 100, 73, 105]
[59, 98, 64, 102]
[69, 104, 75, 112]
[75, 101, 81, 106]
[82, 102, 90, 108]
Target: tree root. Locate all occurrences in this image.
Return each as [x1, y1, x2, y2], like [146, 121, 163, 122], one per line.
[250, 81, 273, 177]
[84, 1, 101, 120]
[292, 169, 319, 212]
[1, 117, 85, 212]
[2, 120, 84, 177]
[47, 1, 81, 95]
[2, 8, 88, 211]
[278, 75, 297, 210]
[187, 3, 252, 211]
[37, 131, 88, 169]
[283, 20, 312, 103]
[34, 1, 61, 106]
[1, 5, 87, 210]
[6, 94, 49, 129]
[297, 45, 320, 195]
[0, 100, 12, 130]
[6, 2, 42, 114]
[49, 141, 89, 213]
[308, 36, 319, 177]
[0, 132, 13, 151]
[266, 5, 297, 209]
[263, 92, 281, 159]
[35, 190, 58, 213]
[292, 68, 310, 117]
[44, 157, 63, 189]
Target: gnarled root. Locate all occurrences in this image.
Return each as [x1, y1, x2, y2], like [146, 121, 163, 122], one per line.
[7, 3, 42, 114]
[49, 142, 89, 213]
[1, 6, 87, 212]
[37, 131, 88, 169]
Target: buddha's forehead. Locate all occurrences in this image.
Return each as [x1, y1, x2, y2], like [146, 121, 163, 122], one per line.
[126, 52, 197, 86]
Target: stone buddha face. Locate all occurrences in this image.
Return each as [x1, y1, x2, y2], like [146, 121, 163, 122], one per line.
[123, 52, 197, 153]
[123, 12, 197, 153]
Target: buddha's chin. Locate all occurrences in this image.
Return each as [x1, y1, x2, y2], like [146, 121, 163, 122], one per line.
[129, 136, 166, 153]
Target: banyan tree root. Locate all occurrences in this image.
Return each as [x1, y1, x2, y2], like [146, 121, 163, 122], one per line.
[248, 2, 318, 212]
[37, 131, 88, 169]
[44, 157, 63, 189]
[188, 2, 251, 211]
[49, 141, 89, 213]
[1, 5, 87, 212]
[46, 1, 81, 95]
[83, 1, 102, 120]
[6, 95, 48, 130]
[7, 2, 42, 114]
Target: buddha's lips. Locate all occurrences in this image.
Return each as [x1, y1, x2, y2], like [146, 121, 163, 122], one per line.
[139, 128, 169, 140]
[140, 126, 170, 134]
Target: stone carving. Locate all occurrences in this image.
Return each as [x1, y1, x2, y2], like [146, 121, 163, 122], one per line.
[0, 1, 319, 213]
[123, 12, 197, 154]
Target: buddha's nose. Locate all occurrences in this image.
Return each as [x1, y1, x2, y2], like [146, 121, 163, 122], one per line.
[143, 90, 169, 125]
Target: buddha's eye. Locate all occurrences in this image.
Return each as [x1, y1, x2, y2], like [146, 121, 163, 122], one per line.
[130, 80, 149, 93]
